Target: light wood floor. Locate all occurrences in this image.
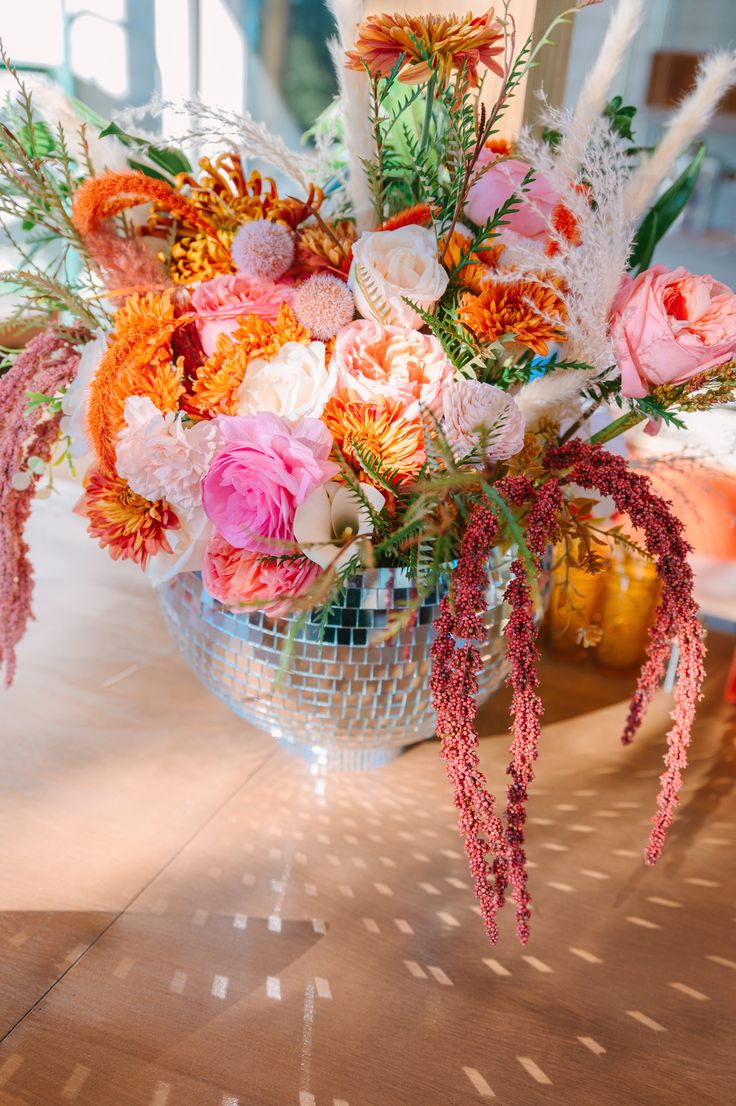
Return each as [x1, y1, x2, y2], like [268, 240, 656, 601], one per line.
[1, 483, 735, 1106]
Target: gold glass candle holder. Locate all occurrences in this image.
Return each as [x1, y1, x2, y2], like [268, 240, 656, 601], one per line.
[595, 550, 661, 670]
[546, 544, 607, 656]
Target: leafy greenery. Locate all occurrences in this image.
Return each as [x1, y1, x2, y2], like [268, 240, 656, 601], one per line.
[629, 143, 706, 273]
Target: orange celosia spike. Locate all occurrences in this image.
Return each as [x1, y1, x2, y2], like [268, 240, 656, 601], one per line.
[72, 171, 218, 240]
[379, 204, 434, 232]
[86, 292, 183, 473]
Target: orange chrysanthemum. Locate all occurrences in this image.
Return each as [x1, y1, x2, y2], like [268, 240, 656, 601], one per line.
[78, 468, 179, 567]
[87, 291, 184, 473]
[322, 397, 425, 488]
[294, 219, 357, 278]
[346, 9, 504, 86]
[458, 281, 567, 356]
[189, 304, 310, 417]
[150, 156, 324, 284]
[442, 229, 504, 292]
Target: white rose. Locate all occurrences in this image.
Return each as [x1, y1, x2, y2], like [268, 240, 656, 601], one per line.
[348, 226, 449, 328]
[293, 480, 385, 570]
[442, 379, 526, 462]
[235, 340, 336, 422]
[59, 332, 109, 458]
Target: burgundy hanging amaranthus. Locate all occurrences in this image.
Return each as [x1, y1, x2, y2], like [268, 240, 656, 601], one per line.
[431, 443, 706, 944]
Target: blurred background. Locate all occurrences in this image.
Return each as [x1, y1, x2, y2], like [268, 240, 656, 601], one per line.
[2, 0, 734, 281]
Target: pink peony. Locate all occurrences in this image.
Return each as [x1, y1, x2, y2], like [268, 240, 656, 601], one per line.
[191, 273, 295, 356]
[610, 265, 736, 398]
[442, 379, 526, 462]
[202, 412, 338, 554]
[202, 529, 320, 616]
[465, 154, 561, 242]
[332, 319, 455, 418]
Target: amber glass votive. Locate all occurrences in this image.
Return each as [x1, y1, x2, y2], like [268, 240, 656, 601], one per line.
[595, 551, 661, 670]
[546, 544, 608, 656]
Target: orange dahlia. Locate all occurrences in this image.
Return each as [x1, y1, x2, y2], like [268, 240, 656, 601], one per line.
[346, 9, 504, 86]
[77, 468, 179, 567]
[322, 397, 425, 488]
[458, 280, 567, 356]
[87, 291, 184, 474]
[189, 303, 310, 417]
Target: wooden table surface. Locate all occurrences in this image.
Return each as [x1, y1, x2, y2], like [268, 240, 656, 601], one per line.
[2, 484, 735, 1106]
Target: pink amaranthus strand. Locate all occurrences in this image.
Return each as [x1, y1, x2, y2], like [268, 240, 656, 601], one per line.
[430, 478, 562, 945]
[0, 330, 82, 685]
[498, 477, 563, 942]
[430, 505, 510, 943]
[546, 440, 706, 864]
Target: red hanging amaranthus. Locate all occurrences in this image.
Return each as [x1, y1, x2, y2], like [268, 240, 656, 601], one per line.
[0, 330, 82, 685]
[431, 443, 706, 944]
[546, 440, 706, 864]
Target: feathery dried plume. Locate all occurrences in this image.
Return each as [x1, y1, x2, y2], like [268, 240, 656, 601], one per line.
[624, 51, 736, 221]
[114, 96, 319, 192]
[557, 0, 644, 179]
[327, 0, 375, 232]
[506, 109, 635, 384]
[516, 367, 595, 429]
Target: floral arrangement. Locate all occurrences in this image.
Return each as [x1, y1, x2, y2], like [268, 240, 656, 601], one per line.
[1, 1, 736, 945]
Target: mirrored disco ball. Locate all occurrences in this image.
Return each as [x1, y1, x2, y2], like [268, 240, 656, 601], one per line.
[158, 554, 535, 771]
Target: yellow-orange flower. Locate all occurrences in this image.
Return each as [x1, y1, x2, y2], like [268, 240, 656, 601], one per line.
[441, 229, 504, 293]
[77, 467, 179, 567]
[346, 9, 504, 86]
[151, 155, 324, 284]
[458, 280, 567, 356]
[189, 304, 310, 417]
[322, 396, 425, 488]
[295, 219, 357, 278]
[87, 291, 184, 474]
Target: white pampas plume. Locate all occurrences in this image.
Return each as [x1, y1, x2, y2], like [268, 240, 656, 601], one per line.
[516, 369, 594, 429]
[326, 0, 375, 231]
[114, 97, 319, 192]
[624, 51, 736, 221]
[25, 78, 129, 173]
[504, 107, 636, 376]
[557, 0, 644, 179]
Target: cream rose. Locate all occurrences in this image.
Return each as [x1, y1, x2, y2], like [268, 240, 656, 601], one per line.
[348, 225, 449, 328]
[235, 341, 336, 422]
[442, 379, 526, 462]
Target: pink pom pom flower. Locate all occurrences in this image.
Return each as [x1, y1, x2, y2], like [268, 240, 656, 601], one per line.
[293, 274, 355, 339]
[231, 219, 295, 281]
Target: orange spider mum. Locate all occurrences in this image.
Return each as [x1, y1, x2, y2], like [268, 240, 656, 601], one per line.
[322, 397, 425, 488]
[346, 9, 504, 86]
[189, 304, 310, 417]
[77, 468, 179, 567]
[152, 156, 324, 284]
[458, 281, 567, 356]
[441, 229, 504, 292]
[87, 291, 184, 473]
[295, 219, 357, 278]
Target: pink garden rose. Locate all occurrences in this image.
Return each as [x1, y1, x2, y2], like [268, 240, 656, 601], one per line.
[465, 154, 561, 242]
[202, 413, 337, 554]
[610, 265, 736, 398]
[191, 273, 295, 356]
[202, 530, 320, 616]
[332, 319, 455, 418]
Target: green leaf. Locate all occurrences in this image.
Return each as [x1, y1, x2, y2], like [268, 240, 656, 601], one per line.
[629, 143, 705, 273]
